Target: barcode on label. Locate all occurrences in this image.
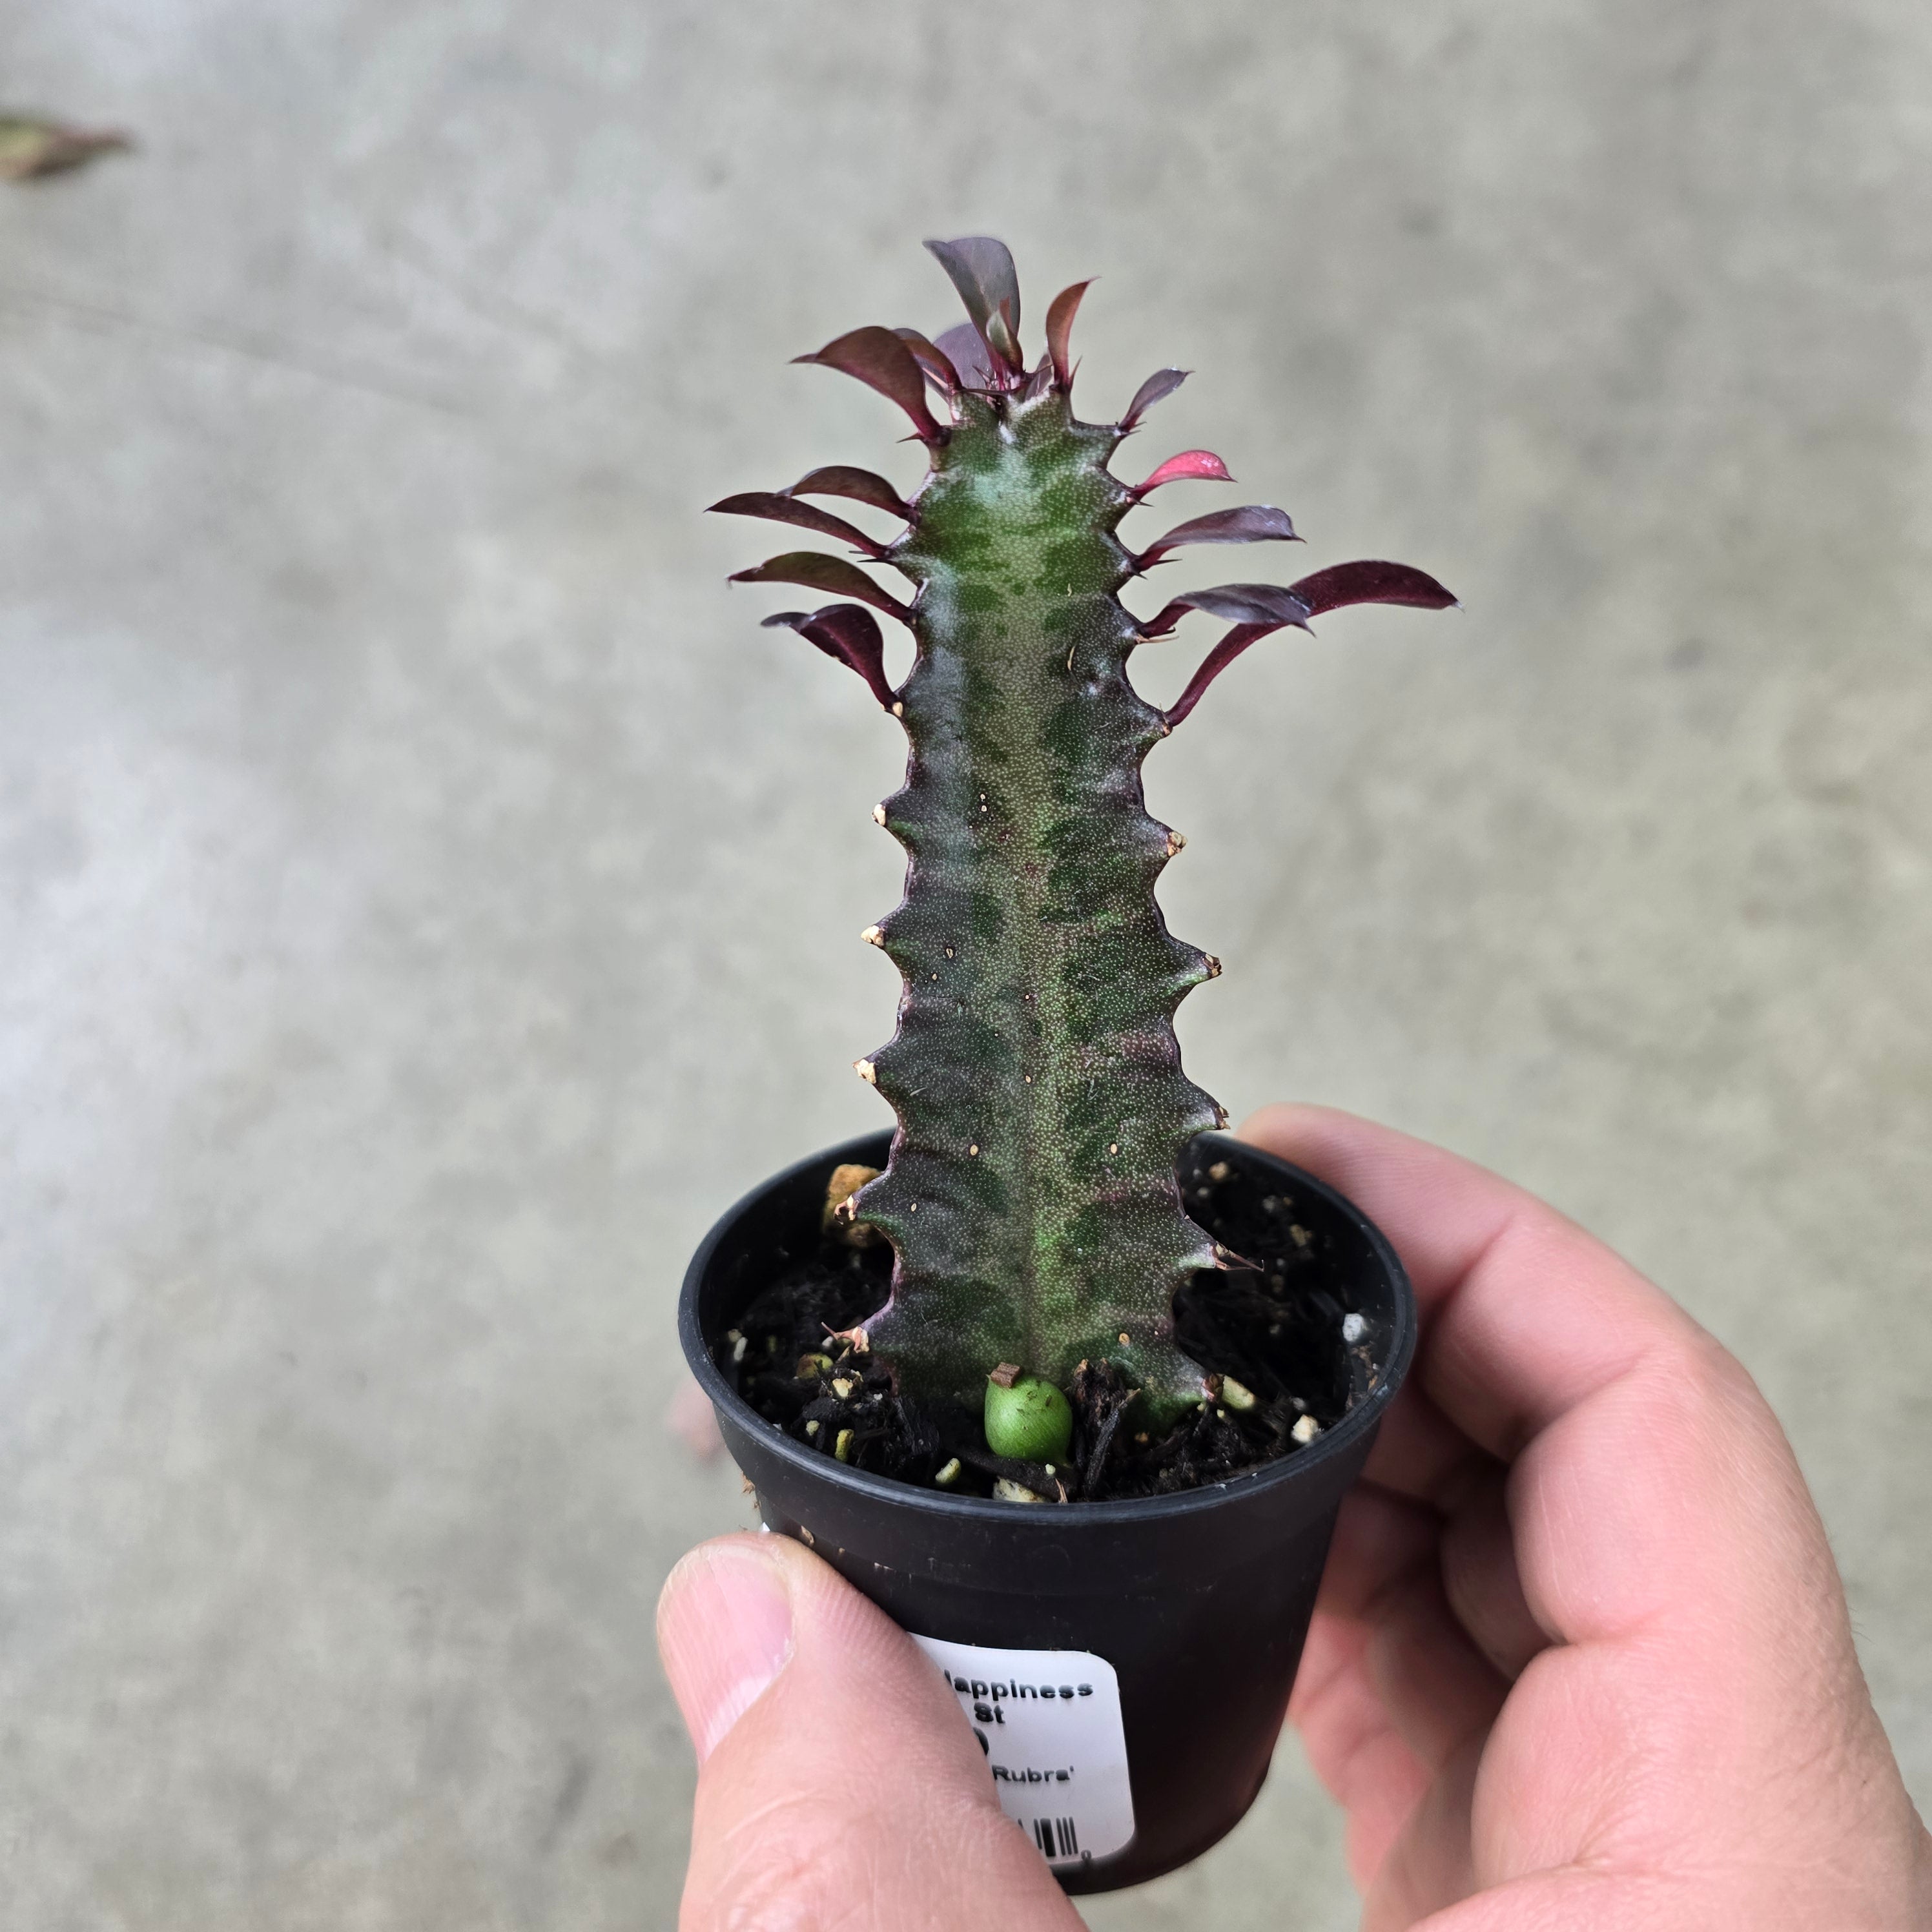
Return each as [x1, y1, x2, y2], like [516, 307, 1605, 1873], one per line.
[1029, 1815, 1080, 1859]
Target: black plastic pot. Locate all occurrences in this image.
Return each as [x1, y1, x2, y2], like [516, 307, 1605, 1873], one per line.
[680, 1128, 1415, 1894]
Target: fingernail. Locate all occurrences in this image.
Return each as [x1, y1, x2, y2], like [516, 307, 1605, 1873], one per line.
[657, 1540, 795, 1762]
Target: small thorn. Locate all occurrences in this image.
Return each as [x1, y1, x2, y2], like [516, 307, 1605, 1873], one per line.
[968, 1143, 980, 1156]
[892, 700, 905, 715]
[1107, 1142, 1118, 1155]
[1204, 954, 1222, 978]
[861, 925, 884, 947]
[872, 803, 887, 826]
[1118, 1333, 1131, 1346]
[1164, 830, 1187, 857]
[854, 1058, 877, 1084]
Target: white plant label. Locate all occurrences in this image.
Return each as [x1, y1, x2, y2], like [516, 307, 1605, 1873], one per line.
[910, 1634, 1136, 1869]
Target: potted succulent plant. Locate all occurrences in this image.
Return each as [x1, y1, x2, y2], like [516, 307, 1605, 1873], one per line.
[681, 238, 1454, 1892]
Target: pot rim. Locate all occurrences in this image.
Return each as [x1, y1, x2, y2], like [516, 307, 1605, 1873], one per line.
[681, 1128, 1416, 1527]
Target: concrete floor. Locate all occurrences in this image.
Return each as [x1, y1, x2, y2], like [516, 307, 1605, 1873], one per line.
[3, 3, 1928, 1926]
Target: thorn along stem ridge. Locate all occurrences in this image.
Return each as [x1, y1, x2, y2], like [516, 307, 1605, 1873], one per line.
[719, 239, 1455, 1421]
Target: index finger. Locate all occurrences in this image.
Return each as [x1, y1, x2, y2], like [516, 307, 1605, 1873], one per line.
[1240, 1103, 1703, 1464]
[1237, 1105, 1824, 1654]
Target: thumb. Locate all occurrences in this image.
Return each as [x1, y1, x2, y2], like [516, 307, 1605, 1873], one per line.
[659, 1532, 1081, 1931]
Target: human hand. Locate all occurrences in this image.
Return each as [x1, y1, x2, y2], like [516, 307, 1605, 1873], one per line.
[657, 1107, 1931, 1929]
[657, 1528, 1082, 1931]
[1244, 1104, 1931, 1929]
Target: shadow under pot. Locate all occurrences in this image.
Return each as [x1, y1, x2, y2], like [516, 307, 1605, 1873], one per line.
[679, 1128, 1415, 1895]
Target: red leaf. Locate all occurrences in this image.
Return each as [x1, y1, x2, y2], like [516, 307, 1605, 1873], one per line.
[1135, 504, 1299, 570]
[1043, 280, 1093, 391]
[784, 466, 914, 520]
[1164, 624, 1283, 727]
[1159, 561, 1459, 727]
[729, 551, 912, 620]
[794, 327, 943, 443]
[893, 328, 960, 396]
[708, 491, 890, 558]
[1120, 367, 1189, 431]
[1288, 559, 1459, 616]
[763, 604, 897, 709]
[1131, 449, 1234, 495]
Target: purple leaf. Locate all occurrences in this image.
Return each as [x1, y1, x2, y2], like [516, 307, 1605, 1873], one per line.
[1288, 559, 1459, 617]
[763, 604, 896, 709]
[1135, 504, 1299, 570]
[925, 236, 1024, 370]
[894, 327, 960, 396]
[784, 465, 914, 520]
[1160, 560, 1459, 727]
[1120, 367, 1189, 431]
[1139, 582, 1316, 636]
[934, 322, 997, 391]
[708, 491, 890, 558]
[793, 327, 944, 443]
[1130, 449, 1234, 495]
[1043, 280, 1093, 391]
[729, 551, 912, 620]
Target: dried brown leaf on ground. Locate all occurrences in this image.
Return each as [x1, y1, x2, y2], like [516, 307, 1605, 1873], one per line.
[0, 115, 132, 181]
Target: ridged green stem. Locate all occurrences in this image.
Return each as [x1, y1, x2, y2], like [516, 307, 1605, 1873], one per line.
[850, 392, 1222, 1417]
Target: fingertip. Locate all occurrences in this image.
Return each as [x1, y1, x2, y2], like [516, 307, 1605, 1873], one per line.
[670, 1534, 1087, 1929]
[1235, 1104, 1532, 1316]
[1237, 1100, 1345, 1160]
[657, 1536, 798, 1763]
